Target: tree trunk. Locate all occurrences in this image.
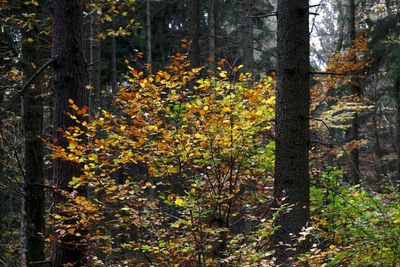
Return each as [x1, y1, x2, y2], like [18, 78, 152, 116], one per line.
[336, 0, 345, 52]
[395, 81, 400, 189]
[372, 106, 384, 180]
[89, 5, 101, 113]
[190, 0, 201, 67]
[145, 0, 152, 73]
[243, 0, 254, 74]
[274, 0, 310, 264]
[208, 0, 216, 72]
[20, 3, 45, 265]
[111, 19, 117, 94]
[51, 0, 88, 265]
[346, 0, 361, 184]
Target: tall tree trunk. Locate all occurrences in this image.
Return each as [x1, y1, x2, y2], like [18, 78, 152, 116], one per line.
[111, 19, 117, 94]
[190, 0, 201, 67]
[208, 0, 216, 72]
[274, 0, 310, 264]
[89, 5, 101, 113]
[51, 0, 88, 265]
[145, 0, 152, 73]
[336, 0, 345, 52]
[394, 80, 400, 189]
[243, 0, 254, 74]
[346, 0, 361, 184]
[20, 3, 45, 265]
[372, 106, 384, 180]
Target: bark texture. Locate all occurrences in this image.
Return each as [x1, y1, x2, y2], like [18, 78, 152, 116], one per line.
[208, 0, 216, 72]
[346, 0, 361, 184]
[274, 0, 310, 264]
[394, 81, 400, 188]
[243, 0, 254, 74]
[51, 0, 88, 265]
[111, 19, 117, 93]
[21, 3, 45, 264]
[145, 0, 152, 72]
[190, 0, 201, 67]
[89, 5, 101, 112]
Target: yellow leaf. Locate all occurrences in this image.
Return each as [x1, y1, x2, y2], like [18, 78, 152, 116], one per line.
[175, 198, 186, 207]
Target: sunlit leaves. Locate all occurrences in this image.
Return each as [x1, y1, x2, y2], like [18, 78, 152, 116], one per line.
[49, 52, 276, 265]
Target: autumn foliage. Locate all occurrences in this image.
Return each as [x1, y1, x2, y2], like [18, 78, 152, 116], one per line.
[50, 51, 277, 266]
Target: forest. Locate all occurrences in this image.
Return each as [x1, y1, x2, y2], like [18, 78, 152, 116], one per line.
[0, 0, 400, 266]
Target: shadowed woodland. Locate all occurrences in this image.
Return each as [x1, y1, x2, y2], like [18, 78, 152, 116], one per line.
[0, 0, 400, 266]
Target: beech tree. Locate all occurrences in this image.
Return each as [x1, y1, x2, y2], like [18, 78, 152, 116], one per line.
[274, 0, 310, 264]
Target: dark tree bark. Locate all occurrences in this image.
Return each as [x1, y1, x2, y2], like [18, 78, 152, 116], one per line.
[51, 0, 88, 265]
[89, 4, 101, 112]
[189, 0, 201, 67]
[243, 0, 254, 74]
[208, 0, 216, 72]
[145, 0, 152, 72]
[20, 2, 45, 265]
[274, 0, 310, 264]
[111, 19, 117, 94]
[346, 0, 361, 184]
[394, 80, 400, 189]
[336, 0, 345, 52]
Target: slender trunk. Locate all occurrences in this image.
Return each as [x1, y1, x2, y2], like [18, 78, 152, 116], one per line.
[372, 106, 383, 178]
[89, 5, 101, 112]
[243, 0, 254, 74]
[83, 0, 91, 65]
[111, 20, 117, 94]
[190, 0, 201, 67]
[21, 3, 45, 265]
[395, 81, 400, 189]
[145, 0, 152, 73]
[274, 0, 310, 264]
[51, 0, 88, 265]
[346, 0, 361, 184]
[336, 0, 345, 52]
[0, 137, 4, 258]
[208, 0, 216, 72]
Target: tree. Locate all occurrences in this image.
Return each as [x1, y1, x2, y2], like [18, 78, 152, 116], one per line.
[145, 0, 152, 72]
[274, 0, 310, 264]
[51, 0, 88, 265]
[208, 0, 217, 72]
[89, 1, 101, 113]
[345, 0, 361, 184]
[242, 0, 254, 74]
[20, 6, 46, 265]
[189, 0, 201, 67]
